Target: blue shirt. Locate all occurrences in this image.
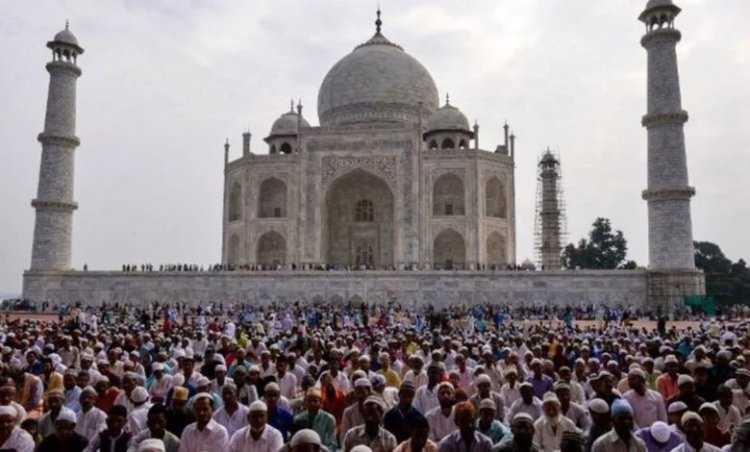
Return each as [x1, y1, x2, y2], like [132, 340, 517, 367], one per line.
[267, 406, 294, 441]
[64, 386, 82, 414]
[526, 374, 554, 400]
[476, 419, 513, 447]
[384, 405, 425, 444]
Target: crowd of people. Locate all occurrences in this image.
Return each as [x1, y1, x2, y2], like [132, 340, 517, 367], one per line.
[0, 301, 748, 452]
[116, 262, 548, 273]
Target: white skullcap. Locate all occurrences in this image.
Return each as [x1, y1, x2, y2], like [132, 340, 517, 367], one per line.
[588, 398, 609, 414]
[249, 401, 267, 412]
[681, 411, 703, 425]
[437, 381, 455, 393]
[354, 378, 372, 388]
[512, 412, 535, 424]
[0, 405, 16, 418]
[290, 429, 322, 447]
[172, 374, 185, 387]
[677, 374, 694, 386]
[651, 421, 671, 443]
[215, 364, 227, 372]
[628, 368, 646, 379]
[350, 446, 373, 452]
[131, 386, 149, 403]
[55, 408, 77, 424]
[138, 439, 166, 452]
[151, 363, 163, 372]
[664, 355, 678, 364]
[193, 392, 214, 403]
[698, 402, 719, 414]
[479, 398, 496, 412]
[475, 374, 492, 385]
[668, 401, 688, 414]
[543, 393, 560, 405]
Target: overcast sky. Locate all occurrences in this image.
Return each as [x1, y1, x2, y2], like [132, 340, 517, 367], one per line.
[1, 0, 748, 295]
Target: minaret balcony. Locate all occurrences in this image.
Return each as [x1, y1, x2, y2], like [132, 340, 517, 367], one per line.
[641, 111, 688, 127]
[642, 187, 695, 201]
[641, 28, 681, 47]
[31, 199, 78, 211]
[37, 133, 80, 146]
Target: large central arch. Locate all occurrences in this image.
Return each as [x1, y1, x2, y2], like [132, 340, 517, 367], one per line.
[257, 231, 286, 268]
[433, 229, 466, 270]
[324, 169, 395, 269]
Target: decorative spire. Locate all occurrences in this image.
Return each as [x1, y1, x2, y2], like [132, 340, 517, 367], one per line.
[65, 20, 69, 31]
[290, 99, 294, 112]
[296, 99, 303, 115]
[446, 93, 450, 105]
[375, 7, 382, 35]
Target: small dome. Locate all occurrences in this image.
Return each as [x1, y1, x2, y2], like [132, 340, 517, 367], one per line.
[425, 102, 470, 134]
[54, 28, 78, 46]
[540, 151, 558, 165]
[640, 0, 680, 22]
[267, 110, 309, 138]
[646, 0, 674, 8]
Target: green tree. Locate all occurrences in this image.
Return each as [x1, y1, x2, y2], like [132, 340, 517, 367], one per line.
[562, 218, 632, 269]
[694, 241, 750, 302]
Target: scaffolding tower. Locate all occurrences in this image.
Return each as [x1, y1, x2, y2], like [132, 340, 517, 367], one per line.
[534, 148, 567, 270]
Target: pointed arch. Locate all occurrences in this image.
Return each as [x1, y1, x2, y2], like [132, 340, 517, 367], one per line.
[433, 229, 466, 270]
[256, 231, 286, 268]
[324, 168, 394, 268]
[486, 231, 507, 269]
[433, 173, 465, 216]
[441, 138, 455, 149]
[280, 142, 293, 154]
[428, 140, 438, 150]
[228, 182, 242, 221]
[258, 177, 287, 218]
[485, 176, 507, 218]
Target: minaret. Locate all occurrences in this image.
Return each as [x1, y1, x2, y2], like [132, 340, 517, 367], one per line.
[639, 1, 696, 270]
[536, 149, 564, 270]
[30, 23, 84, 271]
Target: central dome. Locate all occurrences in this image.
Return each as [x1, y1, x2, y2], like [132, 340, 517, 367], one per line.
[317, 32, 439, 127]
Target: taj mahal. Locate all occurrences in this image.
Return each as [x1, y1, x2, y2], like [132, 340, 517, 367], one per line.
[22, 1, 705, 308]
[222, 11, 515, 271]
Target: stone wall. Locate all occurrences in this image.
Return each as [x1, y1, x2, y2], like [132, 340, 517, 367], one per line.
[23, 270, 648, 308]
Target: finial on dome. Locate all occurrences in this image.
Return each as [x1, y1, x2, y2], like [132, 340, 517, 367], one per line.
[375, 7, 382, 35]
[446, 93, 450, 105]
[290, 99, 295, 112]
[65, 20, 69, 31]
[296, 99, 303, 114]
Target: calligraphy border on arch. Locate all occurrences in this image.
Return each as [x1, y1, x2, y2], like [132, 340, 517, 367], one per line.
[321, 156, 398, 190]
